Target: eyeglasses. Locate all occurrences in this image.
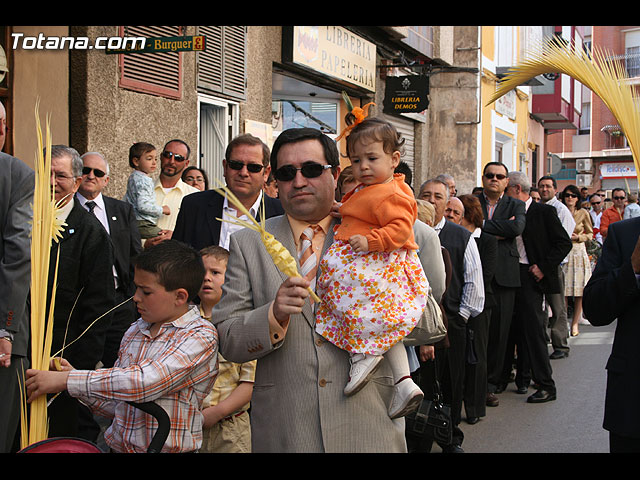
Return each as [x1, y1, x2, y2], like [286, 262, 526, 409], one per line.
[484, 172, 507, 180]
[161, 151, 186, 162]
[274, 163, 332, 182]
[564, 193, 578, 199]
[614, 196, 626, 200]
[227, 160, 265, 173]
[82, 166, 106, 178]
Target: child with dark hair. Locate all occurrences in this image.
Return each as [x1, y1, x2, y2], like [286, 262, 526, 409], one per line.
[25, 240, 219, 453]
[315, 116, 429, 419]
[123, 142, 170, 239]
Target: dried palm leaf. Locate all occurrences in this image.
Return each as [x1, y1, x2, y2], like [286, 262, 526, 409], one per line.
[213, 180, 321, 303]
[21, 100, 66, 448]
[486, 38, 640, 181]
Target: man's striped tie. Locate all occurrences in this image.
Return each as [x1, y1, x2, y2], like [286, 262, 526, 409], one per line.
[298, 225, 322, 289]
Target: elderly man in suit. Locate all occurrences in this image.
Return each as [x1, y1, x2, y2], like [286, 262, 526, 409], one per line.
[583, 216, 640, 452]
[477, 162, 526, 405]
[0, 103, 35, 451]
[47, 145, 116, 442]
[506, 171, 572, 403]
[212, 127, 406, 452]
[77, 151, 142, 368]
[173, 134, 284, 251]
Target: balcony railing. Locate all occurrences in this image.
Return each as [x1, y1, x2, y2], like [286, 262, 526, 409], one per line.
[608, 51, 640, 79]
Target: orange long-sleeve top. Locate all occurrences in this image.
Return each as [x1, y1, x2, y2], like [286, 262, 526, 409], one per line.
[334, 173, 419, 252]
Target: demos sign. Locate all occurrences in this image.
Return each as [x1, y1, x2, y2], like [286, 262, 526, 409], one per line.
[286, 26, 376, 92]
[383, 75, 429, 114]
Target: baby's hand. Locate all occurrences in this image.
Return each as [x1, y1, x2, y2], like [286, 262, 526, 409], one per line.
[162, 205, 170, 215]
[348, 234, 368, 253]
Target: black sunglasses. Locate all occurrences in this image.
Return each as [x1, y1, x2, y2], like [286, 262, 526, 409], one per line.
[82, 166, 106, 178]
[484, 172, 506, 180]
[274, 163, 332, 182]
[161, 151, 186, 162]
[564, 193, 579, 198]
[227, 160, 264, 173]
[614, 196, 626, 200]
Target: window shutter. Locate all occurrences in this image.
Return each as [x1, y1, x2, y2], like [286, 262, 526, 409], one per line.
[197, 26, 246, 101]
[119, 26, 182, 99]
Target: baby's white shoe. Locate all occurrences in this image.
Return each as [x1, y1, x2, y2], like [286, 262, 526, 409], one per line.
[344, 353, 383, 396]
[388, 377, 424, 419]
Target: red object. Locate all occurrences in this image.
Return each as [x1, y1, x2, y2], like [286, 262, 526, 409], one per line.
[19, 437, 102, 453]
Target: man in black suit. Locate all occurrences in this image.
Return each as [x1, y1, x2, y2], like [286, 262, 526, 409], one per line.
[173, 134, 284, 251]
[77, 151, 142, 368]
[477, 162, 526, 405]
[583, 216, 640, 452]
[48, 145, 115, 441]
[506, 171, 571, 403]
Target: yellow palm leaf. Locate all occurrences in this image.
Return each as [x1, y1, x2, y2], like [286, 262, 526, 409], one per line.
[486, 38, 640, 183]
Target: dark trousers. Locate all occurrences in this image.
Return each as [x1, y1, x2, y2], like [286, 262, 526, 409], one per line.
[610, 432, 640, 452]
[0, 356, 28, 452]
[510, 264, 556, 393]
[487, 284, 516, 392]
[464, 309, 491, 419]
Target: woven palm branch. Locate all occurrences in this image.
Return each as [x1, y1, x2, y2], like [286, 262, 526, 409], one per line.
[486, 38, 640, 181]
[213, 180, 321, 303]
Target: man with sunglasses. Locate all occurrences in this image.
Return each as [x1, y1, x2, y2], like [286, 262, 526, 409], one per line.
[478, 162, 526, 405]
[77, 152, 142, 368]
[145, 139, 199, 248]
[211, 127, 406, 452]
[589, 194, 604, 245]
[172, 134, 284, 251]
[600, 188, 627, 240]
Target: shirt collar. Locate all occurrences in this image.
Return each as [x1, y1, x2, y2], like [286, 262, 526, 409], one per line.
[223, 189, 263, 217]
[287, 214, 333, 249]
[57, 196, 75, 222]
[138, 305, 201, 337]
[76, 191, 105, 210]
[434, 216, 446, 232]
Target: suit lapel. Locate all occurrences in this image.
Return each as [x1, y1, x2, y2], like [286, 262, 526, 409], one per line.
[206, 191, 224, 245]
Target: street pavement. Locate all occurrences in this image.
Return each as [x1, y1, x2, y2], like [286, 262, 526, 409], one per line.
[455, 320, 616, 453]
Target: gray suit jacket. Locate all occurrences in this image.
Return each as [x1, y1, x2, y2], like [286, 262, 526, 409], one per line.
[0, 153, 34, 357]
[212, 214, 407, 453]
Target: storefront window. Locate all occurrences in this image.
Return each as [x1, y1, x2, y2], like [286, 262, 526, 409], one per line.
[271, 99, 338, 136]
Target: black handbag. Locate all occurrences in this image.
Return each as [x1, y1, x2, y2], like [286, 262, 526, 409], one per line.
[405, 358, 452, 445]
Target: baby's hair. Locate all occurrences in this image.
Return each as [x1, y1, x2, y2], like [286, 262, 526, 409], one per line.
[129, 142, 156, 168]
[199, 245, 230, 265]
[344, 117, 405, 159]
[135, 240, 205, 301]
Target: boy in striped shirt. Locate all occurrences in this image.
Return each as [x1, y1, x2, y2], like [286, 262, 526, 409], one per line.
[26, 240, 219, 453]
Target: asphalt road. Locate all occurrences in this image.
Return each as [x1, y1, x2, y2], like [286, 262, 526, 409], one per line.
[455, 320, 616, 454]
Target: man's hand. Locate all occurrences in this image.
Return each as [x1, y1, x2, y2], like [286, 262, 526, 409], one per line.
[529, 264, 544, 282]
[0, 338, 11, 368]
[144, 230, 172, 248]
[419, 344, 435, 362]
[272, 276, 310, 326]
[348, 234, 369, 253]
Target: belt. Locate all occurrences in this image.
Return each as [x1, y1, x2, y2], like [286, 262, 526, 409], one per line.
[223, 410, 246, 421]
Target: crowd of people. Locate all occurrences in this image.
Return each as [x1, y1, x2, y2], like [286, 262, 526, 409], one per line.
[2, 97, 640, 453]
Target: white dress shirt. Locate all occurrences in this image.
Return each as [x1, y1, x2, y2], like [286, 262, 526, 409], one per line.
[219, 190, 263, 250]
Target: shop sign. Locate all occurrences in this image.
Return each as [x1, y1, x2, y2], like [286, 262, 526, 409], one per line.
[288, 26, 376, 92]
[495, 89, 516, 120]
[383, 75, 429, 114]
[105, 35, 206, 54]
[600, 161, 636, 178]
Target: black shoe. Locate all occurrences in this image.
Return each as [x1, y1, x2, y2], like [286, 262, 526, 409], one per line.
[486, 393, 499, 407]
[442, 444, 465, 453]
[466, 416, 479, 425]
[527, 389, 557, 403]
[494, 383, 508, 394]
[516, 385, 528, 394]
[549, 350, 569, 359]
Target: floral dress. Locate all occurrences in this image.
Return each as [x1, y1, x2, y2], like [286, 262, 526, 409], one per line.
[315, 184, 429, 356]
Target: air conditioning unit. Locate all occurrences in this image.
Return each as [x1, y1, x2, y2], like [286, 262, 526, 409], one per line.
[576, 158, 593, 172]
[576, 173, 593, 187]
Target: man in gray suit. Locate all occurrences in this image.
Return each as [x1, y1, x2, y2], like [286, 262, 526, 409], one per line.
[0, 101, 35, 452]
[212, 127, 407, 452]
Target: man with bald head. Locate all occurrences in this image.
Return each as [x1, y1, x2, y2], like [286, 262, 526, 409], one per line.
[78, 152, 142, 368]
[445, 196, 464, 224]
